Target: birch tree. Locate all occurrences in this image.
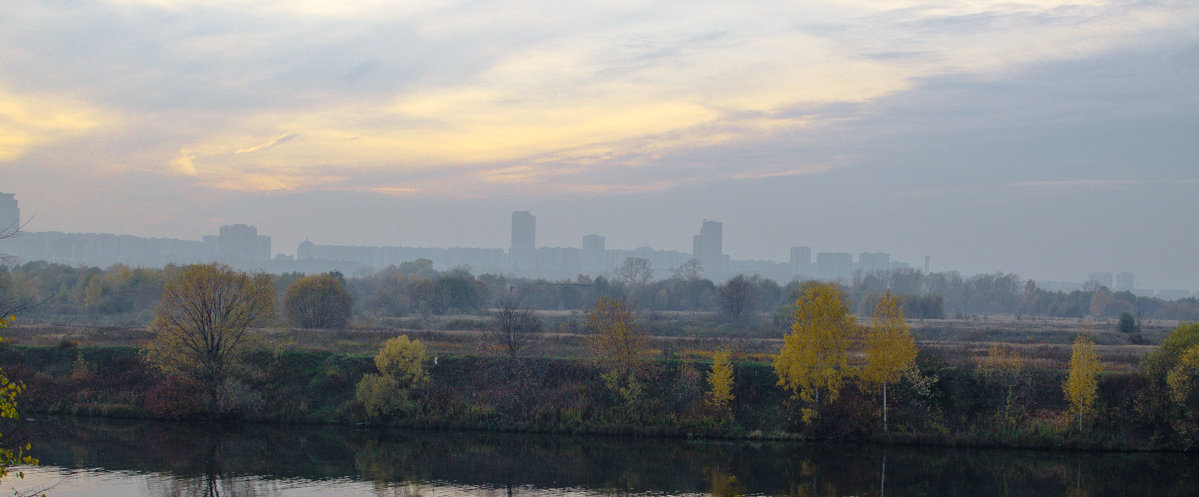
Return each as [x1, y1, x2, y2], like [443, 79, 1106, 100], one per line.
[863, 293, 917, 431]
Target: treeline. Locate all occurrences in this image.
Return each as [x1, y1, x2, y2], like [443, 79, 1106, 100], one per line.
[5, 262, 1199, 451]
[2, 260, 1196, 325]
[8, 321, 1199, 450]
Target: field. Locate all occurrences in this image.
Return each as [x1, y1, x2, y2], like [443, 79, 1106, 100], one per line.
[5, 312, 1175, 373]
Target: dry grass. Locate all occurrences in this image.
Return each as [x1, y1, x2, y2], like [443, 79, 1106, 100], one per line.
[2, 314, 1176, 373]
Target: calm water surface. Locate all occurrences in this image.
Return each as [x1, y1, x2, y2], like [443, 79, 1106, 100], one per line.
[6, 417, 1198, 497]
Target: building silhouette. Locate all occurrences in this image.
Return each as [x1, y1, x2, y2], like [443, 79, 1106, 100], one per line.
[790, 246, 811, 276]
[0, 193, 18, 232]
[510, 211, 536, 270]
[1116, 272, 1135, 292]
[582, 234, 606, 273]
[692, 220, 724, 273]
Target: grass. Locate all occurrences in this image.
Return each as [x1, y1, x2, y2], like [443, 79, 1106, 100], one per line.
[4, 312, 1171, 375]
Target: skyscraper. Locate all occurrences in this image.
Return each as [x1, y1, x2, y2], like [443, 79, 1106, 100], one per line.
[582, 234, 605, 273]
[790, 246, 811, 275]
[0, 193, 18, 232]
[692, 220, 723, 271]
[511, 211, 535, 250]
[510, 211, 536, 270]
[219, 224, 260, 263]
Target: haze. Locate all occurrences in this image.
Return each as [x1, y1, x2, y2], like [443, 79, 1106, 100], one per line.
[2, 0, 1197, 290]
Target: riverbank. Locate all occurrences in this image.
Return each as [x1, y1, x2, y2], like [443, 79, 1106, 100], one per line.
[0, 342, 1185, 451]
[19, 415, 1199, 497]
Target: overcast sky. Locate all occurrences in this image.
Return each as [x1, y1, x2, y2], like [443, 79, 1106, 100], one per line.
[2, 0, 1197, 289]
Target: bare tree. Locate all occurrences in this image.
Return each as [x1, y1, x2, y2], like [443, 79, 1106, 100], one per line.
[717, 274, 757, 325]
[489, 297, 543, 359]
[670, 258, 703, 280]
[145, 263, 275, 412]
[0, 223, 34, 318]
[615, 257, 653, 287]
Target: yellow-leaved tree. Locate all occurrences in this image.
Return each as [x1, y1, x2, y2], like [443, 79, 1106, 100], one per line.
[146, 263, 275, 414]
[586, 296, 649, 410]
[707, 349, 735, 415]
[774, 282, 858, 424]
[356, 335, 428, 420]
[863, 293, 917, 432]
[1064, 332, 1102, 429]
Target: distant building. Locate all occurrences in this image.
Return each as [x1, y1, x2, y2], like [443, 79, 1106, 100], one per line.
[219, 224, 263, 264]
[858, 252, 891, 274]
[790, 246, 811, 276]
[0, 193, 18, 232]
[257, 235, 271, 264]
[1088, 272, 1113, 289]
[1157, 289, 1193, 301]
[692, 220, 724, 272]
[511, 211, 535, 250]
[816, 252, 853, 280]
[1115, 272, 1135, 292]
[510, 211, 536, 270]
[582, 234, 606, 273]
[0, 193, 18, 256]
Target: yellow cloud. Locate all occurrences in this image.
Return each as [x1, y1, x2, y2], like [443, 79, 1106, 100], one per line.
[0, 88, 110, 162]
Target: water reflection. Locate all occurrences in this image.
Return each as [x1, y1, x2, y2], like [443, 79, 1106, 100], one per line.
[11, 417, 1199, 497]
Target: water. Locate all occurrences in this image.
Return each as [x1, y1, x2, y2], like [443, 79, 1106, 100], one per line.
[6, 417, 1198, 497]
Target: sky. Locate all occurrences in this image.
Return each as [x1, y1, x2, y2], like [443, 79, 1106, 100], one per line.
[2, 0, 1197, 290]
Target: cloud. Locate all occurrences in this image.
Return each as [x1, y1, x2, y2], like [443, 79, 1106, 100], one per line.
[0, 87, 111, 162]
[234, 134, 298, 154]
[3, 0, 1198, 200]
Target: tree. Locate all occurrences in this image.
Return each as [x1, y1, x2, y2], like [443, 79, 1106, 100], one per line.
[1142, 323, 1199, 442]
[586, 296, 649, 408]
[1117, 312, 1140, 334]
[284, 273, 353, 328]
[671, 259, 703, 280]
[615, 257, 653, 287]
[863, 293, 917, 431]
[707, 349, 735, 414]
[773, 282, 858, 423]
[355, 335, 428, 419]
[586, 296, 648, 379]
[145, 263, 275, 413]
[489, 297, 543, 358]
[1064, 332, 1101, 429]
[717, 275, 756, 325]
[0, 316, 37, 492]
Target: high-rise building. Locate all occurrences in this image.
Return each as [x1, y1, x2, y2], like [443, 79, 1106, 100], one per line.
[790, 246, 811, 275]
[0, 193, 18, 233]
[1116, 272, 1135, 292]
[692, 220, 723, 271]
[816, 252, 854, 280]
[257, 235, 272, 263]
[582, 234, 606, 273]
[510, 211, 536, 269]
[858, 252, 891, 273]
[511, 211, 535, 250]
[219, 224, 261, 263]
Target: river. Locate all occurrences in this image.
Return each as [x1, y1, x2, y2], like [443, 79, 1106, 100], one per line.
[5, 417, 1197, 496]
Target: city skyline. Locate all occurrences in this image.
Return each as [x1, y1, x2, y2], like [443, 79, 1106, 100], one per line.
[5, 191, 1189, 295]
